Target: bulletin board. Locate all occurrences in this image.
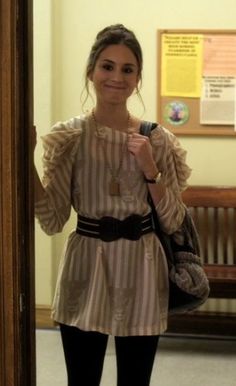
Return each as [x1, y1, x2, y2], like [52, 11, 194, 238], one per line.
[157, 30, 236, 136]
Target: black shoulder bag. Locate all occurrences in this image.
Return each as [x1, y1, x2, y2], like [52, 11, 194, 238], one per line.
[140, 121, 210, 314]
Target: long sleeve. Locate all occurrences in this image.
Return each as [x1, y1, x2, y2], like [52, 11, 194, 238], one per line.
[35, 117, 83, 235]
[150, 125, 191, 234]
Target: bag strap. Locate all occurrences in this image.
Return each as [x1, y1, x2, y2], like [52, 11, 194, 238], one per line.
[139, 121, 174, 262]
[140, 121, 157, 137]
[140, 120, 199, 259]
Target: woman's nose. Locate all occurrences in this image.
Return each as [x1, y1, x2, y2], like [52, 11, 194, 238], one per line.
[111, 69, 124, 82]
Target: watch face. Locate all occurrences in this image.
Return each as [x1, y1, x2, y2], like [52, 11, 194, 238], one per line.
[155, 174, 162, 183]
[145, 172, 161, 183]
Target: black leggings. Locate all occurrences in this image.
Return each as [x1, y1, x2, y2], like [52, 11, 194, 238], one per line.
[60, 324, 159, 386]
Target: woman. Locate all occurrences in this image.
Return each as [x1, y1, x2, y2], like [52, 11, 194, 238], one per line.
[34, 24, 191, 386]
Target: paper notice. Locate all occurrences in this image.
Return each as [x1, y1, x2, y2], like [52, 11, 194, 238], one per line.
[200, 76, 235, 125]
[161, 34, 203, 97]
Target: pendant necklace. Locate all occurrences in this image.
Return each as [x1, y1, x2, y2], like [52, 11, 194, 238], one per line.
[92, 110, 130, 196]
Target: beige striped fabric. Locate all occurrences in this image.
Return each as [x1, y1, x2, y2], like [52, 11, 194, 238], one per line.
[35, 114, 191, 336]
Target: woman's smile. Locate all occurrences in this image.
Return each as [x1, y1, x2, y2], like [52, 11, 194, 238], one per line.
[105, 84, 126, 90]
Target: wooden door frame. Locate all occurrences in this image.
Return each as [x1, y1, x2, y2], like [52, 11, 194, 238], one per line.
[0, 1, 35, 385]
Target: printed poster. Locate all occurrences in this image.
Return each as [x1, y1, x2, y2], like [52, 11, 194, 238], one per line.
[161, 34, 203, 98]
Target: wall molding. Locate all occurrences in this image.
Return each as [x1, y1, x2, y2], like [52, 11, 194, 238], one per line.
[36, 305, 56, 329]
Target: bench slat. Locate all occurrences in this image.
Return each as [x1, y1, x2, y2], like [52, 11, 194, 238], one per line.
[204, 264, 236, 281]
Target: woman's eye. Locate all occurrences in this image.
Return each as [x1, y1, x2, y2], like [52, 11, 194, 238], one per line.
[102, 64, 113, 71]
[123, 67, 134, 74]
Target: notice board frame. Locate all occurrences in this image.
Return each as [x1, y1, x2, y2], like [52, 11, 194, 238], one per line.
[157, 29, 236, 136]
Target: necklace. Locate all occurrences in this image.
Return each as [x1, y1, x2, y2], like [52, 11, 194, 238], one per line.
[91, 109, 130, 196]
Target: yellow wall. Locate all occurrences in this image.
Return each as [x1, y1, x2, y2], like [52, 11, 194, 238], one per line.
[34, 0, 236, 305]
[34, 0, 53, 304]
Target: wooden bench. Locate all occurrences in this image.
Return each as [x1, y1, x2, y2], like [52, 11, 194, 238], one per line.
[167, 185, 236, 337]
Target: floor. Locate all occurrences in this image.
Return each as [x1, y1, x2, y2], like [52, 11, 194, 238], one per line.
[36, 328, 236, 386]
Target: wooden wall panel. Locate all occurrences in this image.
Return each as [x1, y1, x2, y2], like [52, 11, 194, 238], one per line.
[0, 1, 35, 385]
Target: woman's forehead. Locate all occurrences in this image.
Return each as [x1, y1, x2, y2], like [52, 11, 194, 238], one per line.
[97, 44, 138, 66]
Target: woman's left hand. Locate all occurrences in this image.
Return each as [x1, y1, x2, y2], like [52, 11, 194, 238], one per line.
[127, 132, 158, 177]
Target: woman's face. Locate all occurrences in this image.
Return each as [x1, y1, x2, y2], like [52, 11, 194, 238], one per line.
[89, 44, 140, 106]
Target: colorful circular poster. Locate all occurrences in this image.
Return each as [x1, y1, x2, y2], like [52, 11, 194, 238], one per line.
[164, 101, 189, 126]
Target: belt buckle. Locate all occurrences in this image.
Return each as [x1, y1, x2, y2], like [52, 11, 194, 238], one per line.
[99, 214, 143, 242]
[100, 216, 120, 242]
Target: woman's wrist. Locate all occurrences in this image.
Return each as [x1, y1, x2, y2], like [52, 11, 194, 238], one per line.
[144, 167, 160, 181]
[144, 171, 161, 184]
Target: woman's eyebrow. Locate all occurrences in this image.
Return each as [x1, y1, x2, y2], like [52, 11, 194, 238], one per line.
[101, 59, 137, 67]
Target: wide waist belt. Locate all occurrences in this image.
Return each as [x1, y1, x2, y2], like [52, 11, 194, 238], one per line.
[76, 213, 153, 242]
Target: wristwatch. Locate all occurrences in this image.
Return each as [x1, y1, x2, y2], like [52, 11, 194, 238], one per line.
[144, 171, 162, 184]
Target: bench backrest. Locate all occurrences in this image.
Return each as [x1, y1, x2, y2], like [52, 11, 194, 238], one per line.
[182, 186, 236, 265]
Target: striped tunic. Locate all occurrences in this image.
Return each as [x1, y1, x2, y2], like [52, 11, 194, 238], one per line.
[35, 114, 191, 336]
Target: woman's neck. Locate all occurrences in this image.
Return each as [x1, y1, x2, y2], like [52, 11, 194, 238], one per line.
[92, 105, 131, 131]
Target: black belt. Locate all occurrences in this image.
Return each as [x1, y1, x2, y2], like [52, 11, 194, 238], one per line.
[76, 213, 153, 242]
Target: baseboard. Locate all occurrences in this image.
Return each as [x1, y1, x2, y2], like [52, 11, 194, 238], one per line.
[36, 306, 236, 337]
[36, 305, 56, 329]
